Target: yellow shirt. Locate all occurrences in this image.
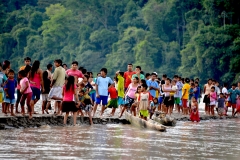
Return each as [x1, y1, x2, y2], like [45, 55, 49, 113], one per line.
[182, 83, 190, 99]
[117, 75, 124, 98]
[19, 66, 26, 71]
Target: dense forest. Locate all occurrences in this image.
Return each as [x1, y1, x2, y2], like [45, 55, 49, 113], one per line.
[0, 0, 240, 83]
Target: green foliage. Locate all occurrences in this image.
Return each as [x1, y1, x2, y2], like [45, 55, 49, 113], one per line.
[0, 0, 240, 84]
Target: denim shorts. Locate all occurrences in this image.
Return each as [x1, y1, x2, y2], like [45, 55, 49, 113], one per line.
[4, 98, 16, 105]
[31, 87, 41, 100]
[96, 95, 108, 105]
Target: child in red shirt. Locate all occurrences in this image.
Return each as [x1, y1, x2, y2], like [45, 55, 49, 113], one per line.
[107, 84, 118, 117]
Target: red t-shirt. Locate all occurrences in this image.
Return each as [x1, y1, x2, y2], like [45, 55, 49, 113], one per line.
[108, 87, 118, 99]
[124, 71, 136, 88]
[63, 84, 77, 101]
[66, 69, 83, 78]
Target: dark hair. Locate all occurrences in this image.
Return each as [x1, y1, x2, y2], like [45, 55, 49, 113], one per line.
[212, 79, 216, 82]
[136, 66, 141, 70]
[185, 78, 190, 83]
[63, 63, 67, 67]
[72, 61, 78, 65]
[133, 76, 139, 82]
[220, 93, 224, 96]
[191, 79, 194, 82]
[208, 78, 212, 82]
[24, 65, 32, 75]
[47, 64, 52, 70]
[18, 70, 26, 77]
[140, 71, 144, 75]
[80, 89, 85, 94]
[191, 83, 195, 87]
[223, 83, 228, 87]
[54, 59, 62, 66]
[8, 69, 14, 74]
[167, 78, 172, 83]
[30, 60, 40, 79]
[232, 83, 237, 87]
[195, 81, 199, 85]
[119, 72, 124, 77]
[195, 78, 199, 81]
[43, 71, 48, 81]
[128, 63, 133, 66]
[211, 86, 215, 90]
[162, 74, 167, 78]
[84, 74, 90, 80]
[178, 76, 182, 79]
[141, 79, 146, 84]
[145, 73, 150, 77]
[82, 68, 87, 74]
[174, 75, 178, 78]
[78, 66, 84, 71]
[97, 72, 101, 76]
[136, 86, 141, 93]
[24, 57, 31, 61]
[2, 60, 10, 70]
[153, 97, 158, 104]
[65, 76, 75, 91]
[100, 68, 107, 74]
[141, 83, 148, 89]
[151, 72, 157, 76]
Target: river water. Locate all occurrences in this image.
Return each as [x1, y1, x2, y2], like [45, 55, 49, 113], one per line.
[0, 119, 240, 160]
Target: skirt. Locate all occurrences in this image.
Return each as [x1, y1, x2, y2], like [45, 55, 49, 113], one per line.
[62, 101, 78, 113]
[190, 111, 200, 122]
[203, 95, 210, 104]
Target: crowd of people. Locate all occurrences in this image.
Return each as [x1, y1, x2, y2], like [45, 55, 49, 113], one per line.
[0, 57, 240, 125]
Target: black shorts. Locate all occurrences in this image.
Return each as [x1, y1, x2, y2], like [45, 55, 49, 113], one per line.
[163, 96, 174, 107]
[203, 95, 210, 104]
[62, 101, 78, 113]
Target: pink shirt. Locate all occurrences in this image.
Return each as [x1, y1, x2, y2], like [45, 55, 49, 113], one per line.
[63, 85, 77, 101]
[30, 73, 41, 89]
[66, 69, 83, 78]
[20, 77, 32, 94]
[210, 92, 217, 102]
[126, 83, 138, 99]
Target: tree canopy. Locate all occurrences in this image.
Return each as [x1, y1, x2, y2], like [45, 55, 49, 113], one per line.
[0, 0, 240, 83]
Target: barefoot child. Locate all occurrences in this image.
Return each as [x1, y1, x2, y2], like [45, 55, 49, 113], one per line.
[3, 69, 17, 116]
[19, 70, 33, 119]
[81, 90, 93, 125]
[149, 98, 158, 119]
[210, 86, 217, 116]
[218, 93, 225, 118]
[130, 85, 141, 116]
[107, 84, 118, 117]
[190, 97, 200, 122]
[138, 83, 152, 120]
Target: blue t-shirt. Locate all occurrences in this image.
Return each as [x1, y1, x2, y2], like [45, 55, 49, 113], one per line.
[194, 86, 200, 100]
[228, 88, 240, 104]
[96, 77, 113, 96]
[4, 79, 17, 99]
[189, 88, 194, 100]
[176, 81, 183, 97]
[218, 98, 225, 108]
[147, 80, 159, 98]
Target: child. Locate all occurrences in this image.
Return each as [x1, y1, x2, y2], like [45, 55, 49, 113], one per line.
[138, 83, 152, 120]
[210, 86, 217, 116]
[3, 69, 17, 116]
[130, 85, 142, 117]
[218, 93, 225, 118]
[42, 70, 51, 114]
[62, 76, 79, 126]
[190, 97, 200, 122]
[149, 98, 158, 119]
[116, 71, 125, 110]
[81, 90, 93, 125]
[18, 70, 33, 119]
[233, 97, 240, 116]
[107, 83, 118, 117]
[0, 63, 5, 106]
[169, 80, 177, 101]
[189, 83, 195, 108]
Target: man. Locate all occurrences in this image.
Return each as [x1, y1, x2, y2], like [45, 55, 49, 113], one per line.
[19, 57, 31, 71]
[132, 66, 145, 80]
[182, 78, 190, 115]
[146, 72, 159, 98]
[93, 68, 114, 117]
[66, 61, 83, 84]
[227, 84, 240, 116]
[46, 64, 53, 80]
[123, 64, 136, 90]
[174, 75, 183, 113]
[48, 59, 66, 115]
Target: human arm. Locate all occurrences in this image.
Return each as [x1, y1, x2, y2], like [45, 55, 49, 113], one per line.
[39, 69, 45, 93]
[20, 80, 29, 93]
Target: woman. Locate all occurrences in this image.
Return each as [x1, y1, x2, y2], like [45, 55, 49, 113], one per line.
[203, 79, 213, 115]
[2, 60, 11, 113]
[62, 76, 79, 125]
[162, 78, 174, 115]
[29, 60, 44, 114]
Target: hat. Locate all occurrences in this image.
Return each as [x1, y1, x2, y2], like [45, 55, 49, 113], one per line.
[153, 72, 158, 76]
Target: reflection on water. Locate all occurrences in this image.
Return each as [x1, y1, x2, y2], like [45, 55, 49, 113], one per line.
[0, 119, 240, 159]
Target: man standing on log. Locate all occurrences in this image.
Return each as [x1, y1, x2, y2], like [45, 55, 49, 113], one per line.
[123, 64, 135, 91]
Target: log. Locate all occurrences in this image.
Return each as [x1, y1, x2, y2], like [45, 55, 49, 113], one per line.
[124, 112, 166, 132]
[153, 116, 176, 126]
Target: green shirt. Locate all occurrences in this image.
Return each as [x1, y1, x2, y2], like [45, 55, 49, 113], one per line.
[117, 75, 124, 98]
[132, 74, 145, 80]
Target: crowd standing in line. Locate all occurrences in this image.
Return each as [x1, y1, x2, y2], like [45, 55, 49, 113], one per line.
[0, 58, 240, 125]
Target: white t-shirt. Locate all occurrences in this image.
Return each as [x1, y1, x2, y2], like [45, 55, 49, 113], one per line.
[222, 87, 228, 94]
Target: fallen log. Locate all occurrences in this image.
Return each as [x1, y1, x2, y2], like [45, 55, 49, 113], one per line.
[154, 111, 177, 126]
[124, 112, 166, 132]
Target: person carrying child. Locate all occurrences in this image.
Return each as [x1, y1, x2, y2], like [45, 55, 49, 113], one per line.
[227, 84, 240, 116]
[3, 69, 17, 116]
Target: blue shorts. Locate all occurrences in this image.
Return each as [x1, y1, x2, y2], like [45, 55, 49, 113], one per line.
[31, 87, 41, 100]
[158, 96, 163, 104]
[96, 95, 108, 105]
[90, 92, 96, 102]
[118, 97, 125, 105]
[4, 98, 16, 105]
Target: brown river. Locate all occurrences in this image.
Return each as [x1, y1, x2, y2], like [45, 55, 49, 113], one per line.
[0, 119, 240, 160]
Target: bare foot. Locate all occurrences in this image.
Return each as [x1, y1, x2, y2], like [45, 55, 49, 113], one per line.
[11, 113, 15, 116]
